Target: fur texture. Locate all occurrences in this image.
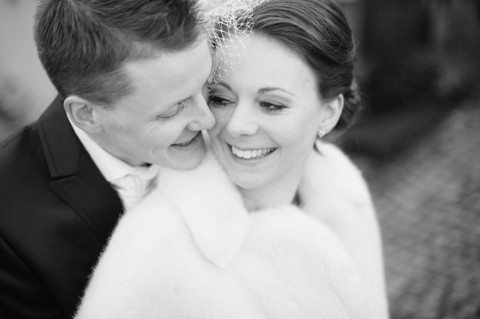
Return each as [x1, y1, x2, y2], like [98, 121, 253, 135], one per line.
[74, 142, 388, 319]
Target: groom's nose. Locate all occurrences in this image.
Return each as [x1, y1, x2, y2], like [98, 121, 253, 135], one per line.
[187, 94, 215, 131]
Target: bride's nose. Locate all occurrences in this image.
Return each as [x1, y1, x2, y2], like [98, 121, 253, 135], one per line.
[226, 102, 258, 137]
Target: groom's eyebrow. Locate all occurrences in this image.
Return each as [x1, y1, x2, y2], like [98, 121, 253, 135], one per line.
[258, 87, 296, 97]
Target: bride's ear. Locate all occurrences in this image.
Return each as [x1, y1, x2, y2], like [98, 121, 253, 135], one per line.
[317, 94, 344, 134]
[64, 96, 103, 134]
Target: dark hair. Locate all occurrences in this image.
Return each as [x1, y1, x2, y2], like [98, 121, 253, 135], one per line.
[252, 0, 360, 130]
[34, 0, 203, 105]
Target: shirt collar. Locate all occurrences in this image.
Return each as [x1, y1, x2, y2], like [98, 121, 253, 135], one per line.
[67, 115, 138, 182]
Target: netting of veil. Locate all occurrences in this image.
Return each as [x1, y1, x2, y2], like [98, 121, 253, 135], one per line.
[198, 0, 268, 83]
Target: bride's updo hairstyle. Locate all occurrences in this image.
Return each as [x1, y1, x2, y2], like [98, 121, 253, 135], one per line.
[251, 0, 360, 130]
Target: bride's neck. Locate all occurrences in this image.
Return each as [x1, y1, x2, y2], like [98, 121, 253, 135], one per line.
[240, 172, 302, 212]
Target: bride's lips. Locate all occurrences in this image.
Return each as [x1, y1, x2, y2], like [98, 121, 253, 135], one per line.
[228, 144, 277, 160]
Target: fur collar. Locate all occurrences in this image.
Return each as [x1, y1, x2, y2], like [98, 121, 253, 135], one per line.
[75, 141, 378, 319]
[154, 150, 250, 268]
[151, 141, 373, 269]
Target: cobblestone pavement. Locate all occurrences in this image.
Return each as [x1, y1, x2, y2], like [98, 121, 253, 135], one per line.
[351, 100, 480, 319]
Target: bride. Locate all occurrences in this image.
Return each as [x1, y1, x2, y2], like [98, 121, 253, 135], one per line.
[74, 0, 389, 318]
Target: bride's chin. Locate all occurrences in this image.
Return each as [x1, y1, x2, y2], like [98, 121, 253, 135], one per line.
[229, 172, 263, 190]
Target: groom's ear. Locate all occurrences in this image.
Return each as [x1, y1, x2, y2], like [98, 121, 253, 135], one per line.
[64, 96, 103, 134]
[318, 93, 344, 133]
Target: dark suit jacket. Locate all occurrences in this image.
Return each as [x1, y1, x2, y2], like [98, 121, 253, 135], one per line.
[0, 96, 124, 318]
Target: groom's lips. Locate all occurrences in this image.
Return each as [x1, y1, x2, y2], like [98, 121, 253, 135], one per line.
[171, 132, 201, 148]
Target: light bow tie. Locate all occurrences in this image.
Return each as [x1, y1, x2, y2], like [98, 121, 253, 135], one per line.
[112, 165, 160, 211]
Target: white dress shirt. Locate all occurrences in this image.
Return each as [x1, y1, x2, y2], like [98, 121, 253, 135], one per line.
[68, 116, 158, 210]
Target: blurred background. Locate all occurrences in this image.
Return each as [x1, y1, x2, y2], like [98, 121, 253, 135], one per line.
[0, 0, 56, 141]
[341, 1, 480, 318]
[1, 0, 479, 318]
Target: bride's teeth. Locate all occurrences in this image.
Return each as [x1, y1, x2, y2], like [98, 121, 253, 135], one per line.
[231, 146, 274, 159]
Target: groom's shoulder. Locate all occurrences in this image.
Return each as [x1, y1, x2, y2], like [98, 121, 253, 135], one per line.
[0, 121, 51, 214]
[0, 121, 43, 175]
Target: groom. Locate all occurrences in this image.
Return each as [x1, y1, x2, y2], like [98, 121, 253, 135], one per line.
[0, 0, 214, 318]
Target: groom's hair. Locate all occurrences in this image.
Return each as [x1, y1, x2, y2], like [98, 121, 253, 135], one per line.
[34, 0, 203, 105]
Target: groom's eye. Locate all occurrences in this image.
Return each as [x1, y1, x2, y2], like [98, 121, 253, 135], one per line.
[156, 101, 187, 120]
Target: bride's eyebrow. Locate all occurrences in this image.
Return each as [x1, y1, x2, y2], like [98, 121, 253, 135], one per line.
[211, 81, 232, 91]
[258, 87, 296, 97]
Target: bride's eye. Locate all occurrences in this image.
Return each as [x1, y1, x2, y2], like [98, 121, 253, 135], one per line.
[208, 95, 234, 108]
[259, 101, 287, 113]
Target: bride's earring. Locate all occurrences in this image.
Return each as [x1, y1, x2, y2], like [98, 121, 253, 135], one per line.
[317, 129, 326, 139]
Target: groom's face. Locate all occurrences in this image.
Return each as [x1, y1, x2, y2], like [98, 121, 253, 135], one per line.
[93, 39, 215, 169]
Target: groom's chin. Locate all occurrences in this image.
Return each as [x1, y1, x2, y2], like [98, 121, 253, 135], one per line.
[163, 135, 208, 171]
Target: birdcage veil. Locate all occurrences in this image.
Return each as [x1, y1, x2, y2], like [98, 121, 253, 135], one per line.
[198, 0, 268, 83]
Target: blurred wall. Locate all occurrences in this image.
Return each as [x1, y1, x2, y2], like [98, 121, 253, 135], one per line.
[361, 0, 480, 114]
[0, 0, 56, 141]
[340, 0, 480, 158]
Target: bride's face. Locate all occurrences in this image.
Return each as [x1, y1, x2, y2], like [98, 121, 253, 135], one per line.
[208, 34, 331, 191]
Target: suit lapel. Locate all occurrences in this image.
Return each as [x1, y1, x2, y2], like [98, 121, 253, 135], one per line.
[39, 96, 123, 241]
